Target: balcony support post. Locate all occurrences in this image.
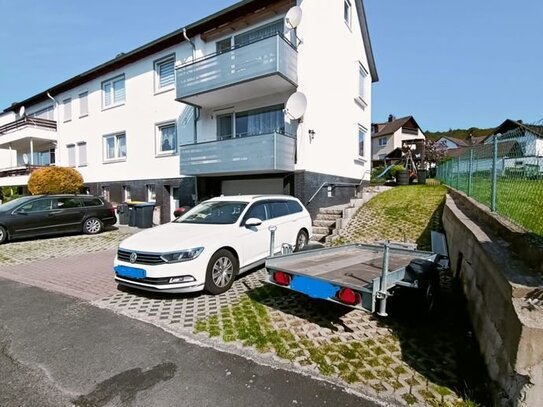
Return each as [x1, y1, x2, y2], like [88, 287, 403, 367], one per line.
[30, 138, 34, 165]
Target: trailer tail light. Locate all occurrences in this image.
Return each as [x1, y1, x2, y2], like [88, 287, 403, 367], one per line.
[273, 271, 292, 286]
[336, 288, 361, 306]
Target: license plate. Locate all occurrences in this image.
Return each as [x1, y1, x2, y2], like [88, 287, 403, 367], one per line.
[114, 265, 146, 280]
[290, 275, 338, 300]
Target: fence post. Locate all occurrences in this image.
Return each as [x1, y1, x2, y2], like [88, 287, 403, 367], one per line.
[491, 135, 498, 211]
[468, 149, 473, 197]
[456, 157, 460, 190]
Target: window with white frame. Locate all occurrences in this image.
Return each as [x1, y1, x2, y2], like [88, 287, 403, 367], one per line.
[77, 142, 87, 166]
[358, 63, 368, 105]
[123, 185, 131, 201]
[156, 122, 177, 154]
[154, 55, 175, 93]
[147, 184, 156, 202]
[79, 92, 88, 117]
[102, 75, 125, 108]
[63, 98, 72, 122]
[378, 137, 387, 147]
[358, 125, 366, 157]
[67, 144, 76, 167]
[103, 133, 126, 161]
[344, 0, 352, 28]
[30, 105, 54, 120]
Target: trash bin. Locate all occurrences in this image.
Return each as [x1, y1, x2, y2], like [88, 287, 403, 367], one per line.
[135, 202, 155, 228]
[417, 169, 427, 185]
[117, 203, 130, 225]
[396, 170, 410, 185]
[127, 203, 137, 227]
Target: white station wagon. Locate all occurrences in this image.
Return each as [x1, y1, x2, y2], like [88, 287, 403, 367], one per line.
[114, 195, 312, 294]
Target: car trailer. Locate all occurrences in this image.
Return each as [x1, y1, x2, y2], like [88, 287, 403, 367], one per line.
[265, 240, 444, 316]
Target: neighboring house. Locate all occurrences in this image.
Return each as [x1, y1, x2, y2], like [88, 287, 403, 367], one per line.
[0, 0, 378, 221]
[371, 115, 425, 163]
[435, 136, 469, 150]
[483, 119, 543, 157]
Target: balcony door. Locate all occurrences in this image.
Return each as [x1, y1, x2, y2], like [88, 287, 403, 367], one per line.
[217, 105, 285, 140]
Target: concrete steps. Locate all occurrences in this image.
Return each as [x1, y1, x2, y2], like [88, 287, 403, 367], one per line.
[310, 205, 347, 242]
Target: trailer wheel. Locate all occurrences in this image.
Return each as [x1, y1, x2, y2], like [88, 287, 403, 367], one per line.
[421, 274, 440, 315]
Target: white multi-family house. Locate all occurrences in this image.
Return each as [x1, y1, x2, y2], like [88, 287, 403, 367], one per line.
[0, 0, 378, 222]
[371, 115, 425, 163]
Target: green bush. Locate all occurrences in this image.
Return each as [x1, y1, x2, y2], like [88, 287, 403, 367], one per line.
[0, 186, 21, 203]
[390, 165, 405, 179]
[28, 167, 84, 195]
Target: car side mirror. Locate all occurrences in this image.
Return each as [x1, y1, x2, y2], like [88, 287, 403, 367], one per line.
[245, 217, 262, 227]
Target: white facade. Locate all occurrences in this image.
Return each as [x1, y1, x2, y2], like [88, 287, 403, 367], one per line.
[371, 119, 425, 161]
[435, 137, 464, 150]
[0, 0, 377, 219]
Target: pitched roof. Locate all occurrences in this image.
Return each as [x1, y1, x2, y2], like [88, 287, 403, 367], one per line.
[437, 136, 469, 147]
[4, 0, 378, 112]
[371, 116, 421, 138]
[484, 119, 543, 142]
[446, 140, 522, 159]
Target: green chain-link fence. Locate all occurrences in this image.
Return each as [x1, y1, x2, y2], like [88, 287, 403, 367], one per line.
[437, 120, 543, 237]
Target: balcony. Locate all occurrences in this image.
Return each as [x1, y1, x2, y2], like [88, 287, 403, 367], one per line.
[179, 132, 296, 176]
[176, 34, 298, 109]
[0, 117, 58, 150]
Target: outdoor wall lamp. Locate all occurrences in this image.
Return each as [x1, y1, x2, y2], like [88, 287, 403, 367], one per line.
[308, 129, 316, 142]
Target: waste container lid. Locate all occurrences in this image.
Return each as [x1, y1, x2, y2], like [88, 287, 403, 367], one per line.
[135, 202, 156, 207]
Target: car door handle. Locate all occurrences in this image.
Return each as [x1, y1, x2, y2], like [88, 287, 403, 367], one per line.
[48, 210, 63, 216]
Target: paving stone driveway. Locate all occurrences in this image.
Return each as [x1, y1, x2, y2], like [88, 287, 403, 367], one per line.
[0, 227, 485, 407]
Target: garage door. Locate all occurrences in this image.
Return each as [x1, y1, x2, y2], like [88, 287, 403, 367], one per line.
[221, 179, 284, 196]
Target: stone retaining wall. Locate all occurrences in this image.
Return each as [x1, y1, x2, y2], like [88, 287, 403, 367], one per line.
[442, 192, 543, 406]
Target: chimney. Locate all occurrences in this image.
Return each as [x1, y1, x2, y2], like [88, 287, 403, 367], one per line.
[388, 114, 395, 123]
[517, 119, 523, 124]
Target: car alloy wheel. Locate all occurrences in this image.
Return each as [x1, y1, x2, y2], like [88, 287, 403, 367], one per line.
[0, 226, 6, 244]
[84, 217, 103, 235]
[295, 230, 308, 252]
[212, 256, 234, 288]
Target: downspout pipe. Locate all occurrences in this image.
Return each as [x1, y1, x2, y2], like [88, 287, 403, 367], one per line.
[47, 92, 60, 165]
[183, 28, 200, 144]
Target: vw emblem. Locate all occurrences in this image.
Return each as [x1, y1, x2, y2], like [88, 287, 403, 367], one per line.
[129, 252, 138, 264]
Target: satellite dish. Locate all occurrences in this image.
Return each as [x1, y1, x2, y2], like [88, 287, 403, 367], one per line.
[285, 92, 307, 120]
[18, 106, 26, 117]
[22, 153, 29, 165]
[285, 6, 302, 29]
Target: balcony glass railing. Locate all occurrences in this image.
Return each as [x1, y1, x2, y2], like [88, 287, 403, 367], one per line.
[179, 132, 296, 176]
[176, 34, 298, 101]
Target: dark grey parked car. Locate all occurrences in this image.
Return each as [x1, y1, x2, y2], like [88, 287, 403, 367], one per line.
[0, 195, 117, 244]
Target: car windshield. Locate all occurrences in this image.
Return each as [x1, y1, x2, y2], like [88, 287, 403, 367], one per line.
[175, 201, 248, 225]
[0, 196, 33, 213]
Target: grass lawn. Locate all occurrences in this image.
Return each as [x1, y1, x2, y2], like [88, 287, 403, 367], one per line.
[337, 185, 448, 250]
[462, 178, 543, 236]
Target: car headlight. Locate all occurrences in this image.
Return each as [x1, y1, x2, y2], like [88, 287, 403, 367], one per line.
[160, 247, 204, 263]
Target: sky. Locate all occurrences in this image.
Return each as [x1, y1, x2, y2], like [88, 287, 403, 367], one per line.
[0, 0, 542, 131]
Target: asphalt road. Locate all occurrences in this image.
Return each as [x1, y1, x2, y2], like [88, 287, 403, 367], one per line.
[0, 278, 383, 407]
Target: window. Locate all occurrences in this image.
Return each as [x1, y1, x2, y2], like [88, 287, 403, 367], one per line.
[344, 0, 352, 28]
[57, 197, 83, 209]
[83, 197, 103, 207]
[154, 55, 175, 93]
[103, 133, 126, 161]
[63, 98, 72, 122]
[147, 185, 156, 202]
[358, 63, 368, 105]
[378, 137, 387, 147]
[286, 200, 303, 214]
[102, 75, 125, 108]
[77, 142, 87, 166]
[217, 105, 285, 140]
[156, 122, 177, 154]
[18, 198, 54, 213]
[358, 125, 367, 157]
[101, 186, 110, 201]
[234, 20, 284, 46]
[216, 38, 232, 53]
[67, 144, 76, 167]
[123, 185, 131, 201]
[245, 203, 269, 222]
[30, 105, 54, 120]
[79, 92, 88, 117]
[269, 201, 290, 219]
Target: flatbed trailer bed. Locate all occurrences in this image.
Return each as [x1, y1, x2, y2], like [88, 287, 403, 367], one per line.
[265, 243, 439, 315]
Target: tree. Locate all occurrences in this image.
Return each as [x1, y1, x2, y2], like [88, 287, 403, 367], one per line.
[424, 139, 447, 164]
[28, 167, 84, 195]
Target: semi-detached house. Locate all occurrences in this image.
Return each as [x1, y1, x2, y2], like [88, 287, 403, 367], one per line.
[0, 0, 378, 223]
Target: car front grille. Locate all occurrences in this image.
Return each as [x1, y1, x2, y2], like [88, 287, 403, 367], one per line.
[117, 249, 165, 265]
